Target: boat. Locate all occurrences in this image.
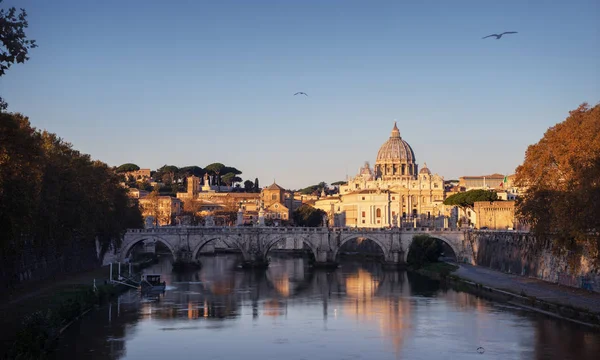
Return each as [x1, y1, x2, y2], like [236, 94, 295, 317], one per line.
[140, 274, 166, 292]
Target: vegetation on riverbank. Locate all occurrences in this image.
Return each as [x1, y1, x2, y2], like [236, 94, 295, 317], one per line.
[515, 103, 600, 269]
[406, 235, 443, 269]
[7, 283, 121, 360]
[0, 112, 144, 291]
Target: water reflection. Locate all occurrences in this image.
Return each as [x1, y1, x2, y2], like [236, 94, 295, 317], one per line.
[54, 254, 600, 360]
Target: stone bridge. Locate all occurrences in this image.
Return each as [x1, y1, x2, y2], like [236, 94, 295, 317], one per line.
[120, 226, 471, 268]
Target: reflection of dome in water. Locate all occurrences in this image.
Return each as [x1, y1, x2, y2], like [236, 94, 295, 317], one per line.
[343, 269, 412, 355]
[345, 268, 377, 298]
[263, 299, 287, 317]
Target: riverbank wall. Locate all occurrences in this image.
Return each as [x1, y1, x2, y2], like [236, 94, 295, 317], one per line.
[465, 231, 600, 293]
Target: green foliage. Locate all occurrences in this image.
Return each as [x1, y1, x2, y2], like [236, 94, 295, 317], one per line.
[407, 235, 443, 269]
[10, 284, 119, 359]
[243, 180, 254, 191]
[179, 165, 204, 177]
[1, 1, 37, 111]
[222, 166, 242, 176]
[204, 163, 224, 176]
[154, 165, 179, 185]
[299, 184, 319, 195]
[299, 182, 328, 195]
[0, 113, 143, 280]
[253, 178, 260, 192]
[443, 189, 498, 209]
[421, 262, 459, 277]
[331, 181, 346, 186]
[293, 204, 326, 227]
[221, 172, 236, 186]
[115, 163, 140, 173]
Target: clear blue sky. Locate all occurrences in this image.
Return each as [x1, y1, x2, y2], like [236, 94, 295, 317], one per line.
[2, 0, 598, 189]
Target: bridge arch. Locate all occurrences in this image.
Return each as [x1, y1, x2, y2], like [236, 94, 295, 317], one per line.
[191, 236, 241, 259]
[335, 234, 390, 261]
[119, 235, 177, 261]
[263, 235, 318, 261]
[404, 233, 459, 263]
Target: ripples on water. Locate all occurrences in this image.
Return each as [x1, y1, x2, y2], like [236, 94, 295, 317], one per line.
[53, 254, 600, 360]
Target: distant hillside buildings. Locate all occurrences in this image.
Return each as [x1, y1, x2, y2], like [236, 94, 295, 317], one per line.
[124, 123, 521, 230]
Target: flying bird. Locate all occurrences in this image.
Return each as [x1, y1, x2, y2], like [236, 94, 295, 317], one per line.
[482, 31, 518, 39]
[294, 92, 308, 96]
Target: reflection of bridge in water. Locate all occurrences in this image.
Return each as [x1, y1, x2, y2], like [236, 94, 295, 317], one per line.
[119, 226, 471, 268]
[139, 256, 414, 320]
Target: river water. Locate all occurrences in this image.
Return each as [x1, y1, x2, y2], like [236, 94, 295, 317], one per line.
[54, 254, 599, 360]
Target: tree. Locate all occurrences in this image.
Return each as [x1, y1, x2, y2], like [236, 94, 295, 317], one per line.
[293, 204, 326, 227]
[116, 163, 140, 173]
[1, 112, 143, 290]
[205, 163, 225, 189]
[515, 103, 600, 266]
[155, 165, 179, 185]
[244, 180, 254, 192]
[179, 165, 204, 178]
[331, 181, 346, 186]
[222, 166, 242, 176]
[443, 189, 498, 226]
[0, 1, 37, 111]
[443, 189, 498, 209]
[253, 178, 260, 192]
[221, 172, 236, 187]
[406, 235, 442, 269]
[299, 184, 319, 195]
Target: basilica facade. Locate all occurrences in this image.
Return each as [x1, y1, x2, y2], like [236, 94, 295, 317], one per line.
[315, 123, 446, 228]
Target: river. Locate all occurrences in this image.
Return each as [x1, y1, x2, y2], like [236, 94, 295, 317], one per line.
[53, 254, 599, 359]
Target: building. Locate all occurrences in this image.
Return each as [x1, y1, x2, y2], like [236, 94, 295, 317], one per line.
[473, 200, 517, 230]
[123, 168, 151, 181]
[128, 188, 149, 199]
[315, 122, 446, 228]
[139, 195, 183, 226]
[459, 173, 517, 191]
[260, 182, 302, 223]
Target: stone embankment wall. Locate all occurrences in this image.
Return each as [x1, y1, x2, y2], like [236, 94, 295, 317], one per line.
[465, 231, 600, 293]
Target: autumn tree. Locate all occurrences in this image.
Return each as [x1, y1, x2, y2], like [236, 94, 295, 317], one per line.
[515, 102, 600, 265]
[0, 1, 37, 111]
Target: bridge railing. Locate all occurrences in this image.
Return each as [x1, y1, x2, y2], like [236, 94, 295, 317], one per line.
[125, 225, 473, 235]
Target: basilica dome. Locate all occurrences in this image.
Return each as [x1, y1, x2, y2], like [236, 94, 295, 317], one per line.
[376, 122, 415, 163]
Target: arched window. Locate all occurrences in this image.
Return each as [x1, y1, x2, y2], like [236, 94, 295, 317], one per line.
[271, 194, 276, 201]
[376, 208, 381, 218]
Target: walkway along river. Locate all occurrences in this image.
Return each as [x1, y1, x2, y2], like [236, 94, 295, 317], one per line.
[53, 254, 600, 360]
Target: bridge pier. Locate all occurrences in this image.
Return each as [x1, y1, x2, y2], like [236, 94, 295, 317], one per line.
[382, 250, 406, 269]
[239, 252, 270, 269]
[312, 250, 338, 269]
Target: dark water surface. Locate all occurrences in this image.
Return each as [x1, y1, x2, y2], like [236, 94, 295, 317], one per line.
[54, 255, 599, 359]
